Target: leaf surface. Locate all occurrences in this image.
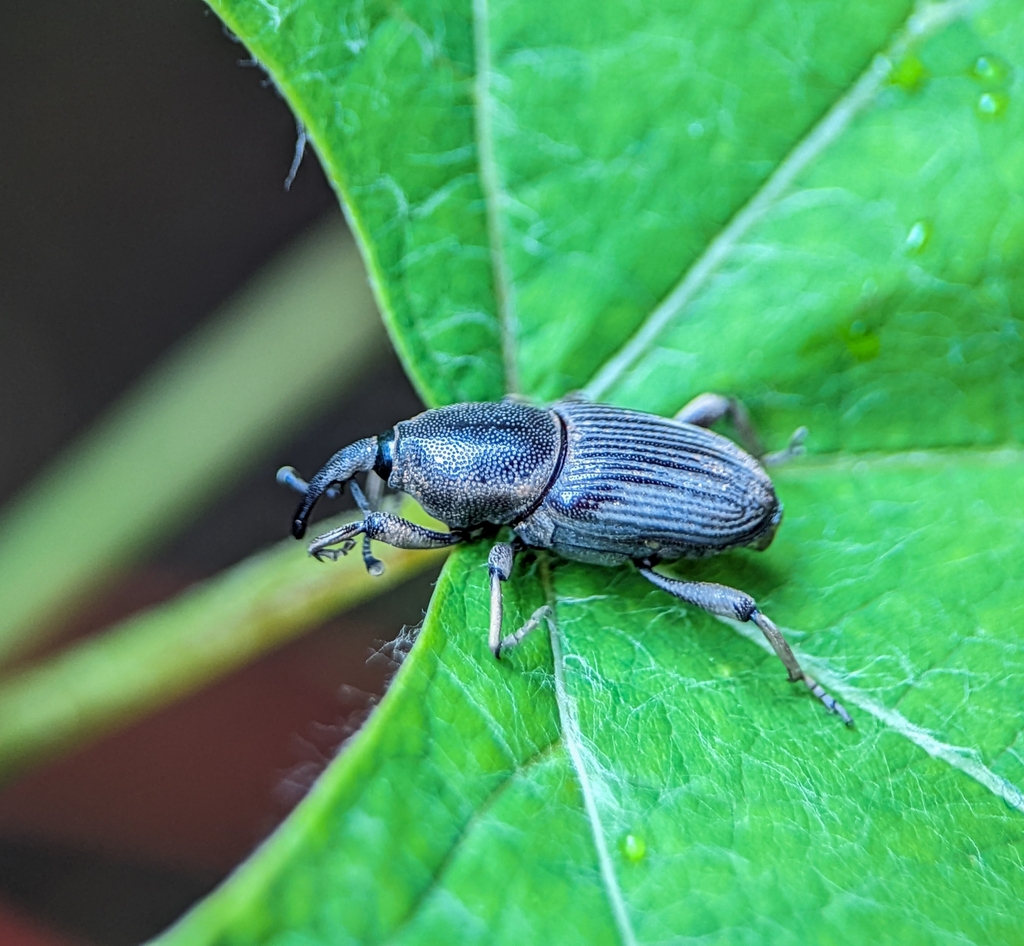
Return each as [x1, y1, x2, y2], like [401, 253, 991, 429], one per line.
[159, 0, 1024, 942]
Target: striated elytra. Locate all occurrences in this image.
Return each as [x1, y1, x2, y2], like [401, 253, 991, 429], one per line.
[277, 394, 851, 725]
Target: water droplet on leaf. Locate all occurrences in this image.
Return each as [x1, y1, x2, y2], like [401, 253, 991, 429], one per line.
[622, 833, 646, 862]
[687, 121, 705, 139]
[905, 220, 931, 253]
[970, 54, 1010, 87]
[976, 91, 1009, 119]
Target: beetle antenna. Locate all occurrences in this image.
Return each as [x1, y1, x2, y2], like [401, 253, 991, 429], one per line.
[276, 466, 309, 495]
[277, 466, 343, 502]
[291, 437, 376, 539]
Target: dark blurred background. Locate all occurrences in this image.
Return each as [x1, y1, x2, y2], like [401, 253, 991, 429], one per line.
[0, 3, 431, 943]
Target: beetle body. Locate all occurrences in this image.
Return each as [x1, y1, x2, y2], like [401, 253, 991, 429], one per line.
[279, 396, 850, 725]
[373, 400, 782, 565]
[517, 399, 781, 565]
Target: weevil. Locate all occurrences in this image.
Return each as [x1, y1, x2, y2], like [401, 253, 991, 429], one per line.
[278, 393, 852, 725]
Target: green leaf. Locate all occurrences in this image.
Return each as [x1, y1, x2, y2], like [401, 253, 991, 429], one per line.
[213, 0, 507, 405]
[158, 0, 1024, 942]
[0, 219, 385, 666]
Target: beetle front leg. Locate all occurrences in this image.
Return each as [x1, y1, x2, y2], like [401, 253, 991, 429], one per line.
[308, 512, 462, 563]
[637, 566, 852, 726]
[349, 479, 384, 576]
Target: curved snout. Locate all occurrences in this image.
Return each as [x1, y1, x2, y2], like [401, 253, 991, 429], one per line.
[282, 437, 378, 540]
[291, 491, 319, 540]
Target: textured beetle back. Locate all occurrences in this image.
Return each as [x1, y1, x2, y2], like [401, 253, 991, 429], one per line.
[390, 402, 562, 529]
[517, 400, 781, 562]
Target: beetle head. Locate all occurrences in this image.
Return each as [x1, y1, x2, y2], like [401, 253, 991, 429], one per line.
[291, 437, 376, 539]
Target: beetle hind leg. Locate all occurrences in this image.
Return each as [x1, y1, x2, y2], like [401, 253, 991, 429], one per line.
[637, 566, 852, 726]
[675, 393, 809, 465]
[674, 393, 764, 457]
[749, 609, 852, 725]
[762, 426, 808, 467]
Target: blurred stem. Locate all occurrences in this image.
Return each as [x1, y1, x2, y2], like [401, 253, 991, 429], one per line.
[0, 509, 447, 788]
[0, 217, 386, 667]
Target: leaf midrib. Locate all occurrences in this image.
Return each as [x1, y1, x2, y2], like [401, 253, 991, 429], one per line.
[546, 564, 638, 946]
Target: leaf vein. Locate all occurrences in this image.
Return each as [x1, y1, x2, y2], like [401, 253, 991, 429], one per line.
[546, 574, 638, 946]
[584, 0, 978, 401]
[381, 738, 563, 945]
[717, 615, 1024, 815]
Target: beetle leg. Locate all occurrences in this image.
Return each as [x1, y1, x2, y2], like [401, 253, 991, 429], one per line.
[674, 393, 765, 458]
[487, 542, 551, 658]
[637, 566, 852, 726]
[349, 480, 385, 576]
[762, 426, 808, 467]
[276, 466, 340, 499]
[487, 542, 516, 657]
[499, 606, 553, 655]
[364, 470, 386, 508]
[676, 394, 809, 465]
[748, 610, 852, 725]
[308, 512, 461, 563]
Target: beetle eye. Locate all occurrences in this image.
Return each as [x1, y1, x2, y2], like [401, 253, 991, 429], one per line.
[374, 429, 395, 481]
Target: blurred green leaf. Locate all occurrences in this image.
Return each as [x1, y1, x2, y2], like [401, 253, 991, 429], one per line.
[0, 218, 385, 666]
[0, 510, 446, 787]
[156, 0, 1024, 942]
